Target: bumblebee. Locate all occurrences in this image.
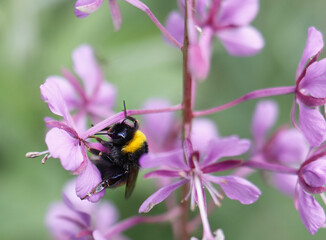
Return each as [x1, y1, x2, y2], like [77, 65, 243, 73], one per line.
[83, 108, 148, 199]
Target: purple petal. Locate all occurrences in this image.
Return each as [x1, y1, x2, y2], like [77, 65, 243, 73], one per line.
[216, 0, 259, 26]
[93, 202, 119, 233]
[194, 0, 210, 22]
[75, 0, 104, 14]
[183, 138, 194, 164]
[191, 118, 219, 153]
[142, 99, 177, 152]
[144, 169, 180, 178]
[201, 160, 242, 174]
[139, 180, 187, 213]
[40, 78, 74, 126]
[302, 158, 326, 187]
[207, 175, 261, 204]
[45, 128, 84, 172]
[88, 81, 117, 118]
[93, 230, 107, 240]
[251, 100, 278, 148]
[295, 186, 325, 235]
[189, 27, 213, 81]
[62, 179, 94, 215]
[297, 27, 324, 78]
[75, 9, 90, 18]
[45, 202, 84, 239]
[76, 161, 105, 202]
[108, 0, 122, 31]
[217, 26, 264, 56]
[267, 128, 308, 165]
[202, 136, 251, 166]
[298, 101, 326, 146]
[165, 11, 184, 46]
[72, 44, 102, 97]
[272, 173, 298, 196]
[139, 150, 187, 170]
[300, 59, 326, 98]
[47, 75, 79, 112]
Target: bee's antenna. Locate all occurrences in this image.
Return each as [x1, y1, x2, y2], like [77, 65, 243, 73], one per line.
[123, 100, 128, 118]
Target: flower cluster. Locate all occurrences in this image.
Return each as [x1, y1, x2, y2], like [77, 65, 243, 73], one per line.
[248, 100, 326, 234]
[26, 0, 326, 239]
[46, 180, 127, 240]
[165, 0, 264, 80]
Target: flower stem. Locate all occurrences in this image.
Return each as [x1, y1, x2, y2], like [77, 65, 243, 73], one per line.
[81, 104, 183, 138]
[193, 86, 296, 117]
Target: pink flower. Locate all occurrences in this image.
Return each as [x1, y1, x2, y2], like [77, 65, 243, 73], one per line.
[294, 27, 326, 147]
[251, 100, 326, 235]
[46, 180, 127, 240]
[50, 44, 116, 132]
[139, 137, 260, 239]
[250, 100, 306, 195]
[42, 78, 106, 202]
[165, 0, 264, 80]
[295, 154, 326, 235]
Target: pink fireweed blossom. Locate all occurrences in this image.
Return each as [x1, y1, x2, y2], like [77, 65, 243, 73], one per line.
[165, 0, 264, 80]
[139, 137, 260, 239]
[250, 100, 308, 196]
[41, 78, 115, 202]
[49, 44, 116, 132]
[46, 180, 127, 240]
[293, 27, 326, 147]
[249, 100, 326, 234]
[295, 152, 326, 235]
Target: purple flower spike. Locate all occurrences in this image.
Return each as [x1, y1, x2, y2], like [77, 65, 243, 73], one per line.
[294, 27, 326, 147]
[140, 137, 259, 239]
[46, 180, 127, 240]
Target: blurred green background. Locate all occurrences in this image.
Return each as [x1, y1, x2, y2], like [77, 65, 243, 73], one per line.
[1, 0, 326, 239]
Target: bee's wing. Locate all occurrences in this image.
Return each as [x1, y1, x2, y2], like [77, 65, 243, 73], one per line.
[125, 163, 139, 199]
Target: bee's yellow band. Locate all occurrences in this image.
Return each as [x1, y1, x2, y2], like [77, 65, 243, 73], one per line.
[122, 130, 147, 153]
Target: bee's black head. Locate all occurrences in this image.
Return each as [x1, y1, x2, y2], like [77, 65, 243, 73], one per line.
[108, 117, 139, 145]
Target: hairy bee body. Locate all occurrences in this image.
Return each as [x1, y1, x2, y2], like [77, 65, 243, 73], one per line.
[84, 116, 148, 199]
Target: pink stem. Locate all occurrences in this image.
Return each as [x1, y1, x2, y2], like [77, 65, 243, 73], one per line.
[81, 104, 183, 138]
[194, 86, 296, 117]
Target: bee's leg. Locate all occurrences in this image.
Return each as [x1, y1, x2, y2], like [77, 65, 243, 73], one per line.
[87, 147, 115, 163]
[126, 116, 139, 129]
[80, 180, 109, 200]
[80, 172, 127, 200]
[89, 136, 114, 151]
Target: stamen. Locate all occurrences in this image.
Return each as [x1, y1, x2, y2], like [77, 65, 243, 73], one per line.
[41, 154, 50, 164]
[25, 150, 49, 158]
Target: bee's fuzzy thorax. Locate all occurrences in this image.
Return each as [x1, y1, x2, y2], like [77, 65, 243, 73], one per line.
[121, 130, 147, 154]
